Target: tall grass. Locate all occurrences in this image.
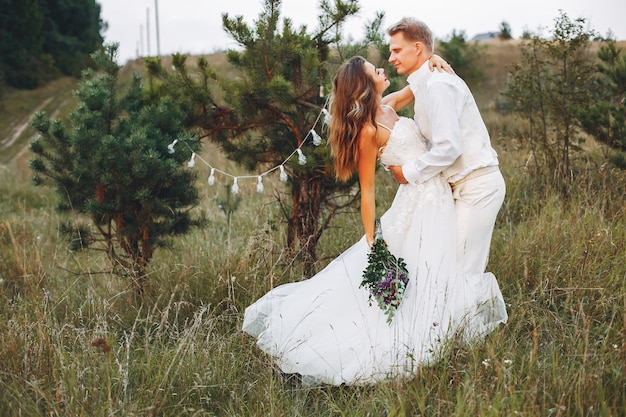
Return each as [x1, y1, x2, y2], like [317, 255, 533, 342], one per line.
[1, 145, 624, 416]
[1, 43, 625, 416]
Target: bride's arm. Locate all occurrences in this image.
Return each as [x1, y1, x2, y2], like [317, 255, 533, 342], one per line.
[357, 124, 379, 247]
[382, 55, 453, 111]
[382, 85, 413, 111]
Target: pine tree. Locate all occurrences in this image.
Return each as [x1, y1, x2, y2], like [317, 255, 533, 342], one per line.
[503, 11, 598, 192]
[498, 21, 513, 40]
[577, 39, 626, 168]
[29, 43, 201, 293]
[146, 0, 390, 275]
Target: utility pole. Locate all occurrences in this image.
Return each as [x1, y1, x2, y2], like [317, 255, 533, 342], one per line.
[146, 7, 151, 56]
[154, 0, 161, 57]
[139, 24, 144, 56]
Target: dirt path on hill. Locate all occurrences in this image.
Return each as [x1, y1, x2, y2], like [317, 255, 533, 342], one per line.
[2, 96, 66, 166]
[1, 97, 53, 150]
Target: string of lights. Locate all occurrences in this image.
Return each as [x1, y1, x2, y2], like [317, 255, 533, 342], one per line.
[167, 105, 331, 195]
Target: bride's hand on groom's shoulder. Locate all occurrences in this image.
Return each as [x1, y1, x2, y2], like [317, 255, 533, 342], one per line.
[429, 54, 455, 74]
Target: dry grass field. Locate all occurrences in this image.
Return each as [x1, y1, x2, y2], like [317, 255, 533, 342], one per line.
[0, 39, 624, 416]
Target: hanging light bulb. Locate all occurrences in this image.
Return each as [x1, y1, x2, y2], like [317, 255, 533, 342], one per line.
[279, 165, 288, 182]
[231, 177, 239, 194]
[167, 139, 178, 154]
[187, 152, 196, 168]
[322, 108, 331, 124]
[297, 148, 306, 165]
[207, 168, 215, 185]
[256, 176, 264, 193]
[310, 129, 322, 146]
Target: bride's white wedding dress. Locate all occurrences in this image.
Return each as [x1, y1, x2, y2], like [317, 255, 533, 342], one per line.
[242, 117, 508, 386]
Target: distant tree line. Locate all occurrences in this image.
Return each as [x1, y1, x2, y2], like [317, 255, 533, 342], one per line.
[0, 0, 104, 90]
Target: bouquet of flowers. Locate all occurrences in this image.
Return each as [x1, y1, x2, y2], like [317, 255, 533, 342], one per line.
[361, 219, 409, 323]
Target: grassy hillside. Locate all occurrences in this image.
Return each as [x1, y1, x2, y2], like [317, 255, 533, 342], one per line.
[0, 77, 78, 168]
[0, 42, 625, 416]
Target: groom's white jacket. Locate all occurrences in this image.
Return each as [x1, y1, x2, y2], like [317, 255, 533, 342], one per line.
[402, 61, 499, 185]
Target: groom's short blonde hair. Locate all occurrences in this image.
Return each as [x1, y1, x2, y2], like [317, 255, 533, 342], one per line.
[388, 17, 434, 53]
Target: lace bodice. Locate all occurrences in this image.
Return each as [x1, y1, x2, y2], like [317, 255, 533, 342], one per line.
[377, 116, 450, 238]
[378, 117, 428, 167]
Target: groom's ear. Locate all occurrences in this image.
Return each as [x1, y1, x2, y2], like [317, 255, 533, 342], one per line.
[414, 42, 424, 56]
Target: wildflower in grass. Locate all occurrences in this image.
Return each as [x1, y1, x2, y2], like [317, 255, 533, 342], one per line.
[361, 220, 409, 324]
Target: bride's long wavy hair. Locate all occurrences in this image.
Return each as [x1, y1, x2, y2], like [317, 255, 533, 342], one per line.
[329, 56, 380, 182]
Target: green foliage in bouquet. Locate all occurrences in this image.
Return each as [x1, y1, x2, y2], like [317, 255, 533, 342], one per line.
[361, 220, 409, 323]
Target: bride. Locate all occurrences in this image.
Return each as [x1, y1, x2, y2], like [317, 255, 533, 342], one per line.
[242, 56, 507, 386]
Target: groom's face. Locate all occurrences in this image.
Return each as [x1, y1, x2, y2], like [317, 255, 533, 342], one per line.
[388, 32, 422, 76]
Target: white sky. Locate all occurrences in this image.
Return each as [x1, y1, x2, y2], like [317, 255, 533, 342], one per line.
[98, 0, 625, 63]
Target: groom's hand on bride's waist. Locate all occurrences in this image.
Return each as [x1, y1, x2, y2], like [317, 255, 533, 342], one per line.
[389, 166, 409, 184]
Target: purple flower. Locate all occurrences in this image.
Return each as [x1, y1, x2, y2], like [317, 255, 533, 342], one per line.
[361, 236, 410, 324]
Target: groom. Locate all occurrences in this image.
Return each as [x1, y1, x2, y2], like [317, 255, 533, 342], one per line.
[386, 17, 505, 276]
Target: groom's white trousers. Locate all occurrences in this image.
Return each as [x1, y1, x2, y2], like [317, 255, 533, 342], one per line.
[450, 166, 506, 276]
